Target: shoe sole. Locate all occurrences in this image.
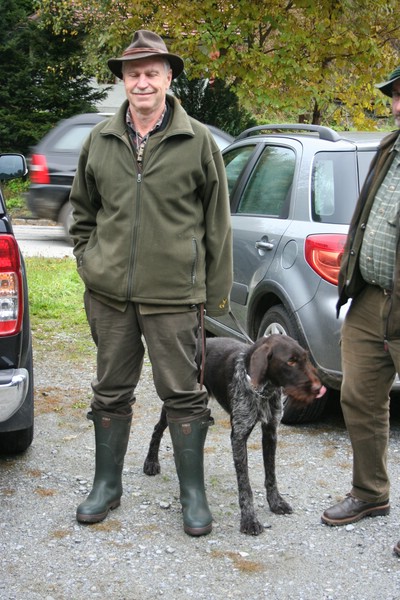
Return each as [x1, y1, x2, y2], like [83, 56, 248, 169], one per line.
[321, 503, 390, 526]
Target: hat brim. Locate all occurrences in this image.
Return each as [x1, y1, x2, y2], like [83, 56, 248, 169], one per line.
[376, 79, 395, 97]
[376, 73, 400, 97]
[108, 52, 184, 80]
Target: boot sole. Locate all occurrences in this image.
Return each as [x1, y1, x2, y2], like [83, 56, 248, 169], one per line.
[184, 522, 213, 537]
[321, 503, 390, 526]
[76, 499, 121, 524]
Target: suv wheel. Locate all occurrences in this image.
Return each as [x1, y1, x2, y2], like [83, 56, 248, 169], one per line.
[257, 305, 327, 424]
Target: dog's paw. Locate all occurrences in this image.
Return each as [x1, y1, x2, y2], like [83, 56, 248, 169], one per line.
[268, 495, 293, 515]
[240, 515, 264, 536]
[143, 458, 161, 476]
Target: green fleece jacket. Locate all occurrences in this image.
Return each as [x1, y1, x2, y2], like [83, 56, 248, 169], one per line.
[337, 128, 400, 339]
[69, 96, 233, 316]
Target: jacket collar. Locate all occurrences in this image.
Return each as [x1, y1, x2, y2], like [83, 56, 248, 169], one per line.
[102, 95, 195, 140]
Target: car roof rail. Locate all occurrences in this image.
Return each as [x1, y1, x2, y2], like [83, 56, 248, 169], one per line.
[235, 123, 342, 142]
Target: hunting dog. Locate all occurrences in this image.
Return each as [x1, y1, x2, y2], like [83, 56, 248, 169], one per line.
[143, 334, 325, 535]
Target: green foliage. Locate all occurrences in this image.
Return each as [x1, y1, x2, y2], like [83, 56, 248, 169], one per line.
[0, 0, 108, 154]
[172, 74, 257, 136]
[2, 179, 29, 211]
[38, 0, 400, 129]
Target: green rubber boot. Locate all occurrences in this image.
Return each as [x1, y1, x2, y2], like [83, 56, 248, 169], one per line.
[76, 410, 132, 524]
[168, 410, 214, 536]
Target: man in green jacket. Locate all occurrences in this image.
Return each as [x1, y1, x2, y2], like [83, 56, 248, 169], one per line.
[321, 67, 400, 555]
[69, 30, 233, 537]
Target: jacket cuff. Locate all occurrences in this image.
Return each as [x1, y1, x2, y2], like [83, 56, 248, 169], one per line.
[205, 301, 230, 318]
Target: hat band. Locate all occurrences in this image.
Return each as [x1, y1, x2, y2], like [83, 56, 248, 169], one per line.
[122, 47, 167, 58]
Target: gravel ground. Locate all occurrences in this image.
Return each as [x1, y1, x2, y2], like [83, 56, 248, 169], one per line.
[2, 350, 400, 600]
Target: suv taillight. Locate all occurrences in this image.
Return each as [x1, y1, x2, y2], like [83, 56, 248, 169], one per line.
[29, 153, 50, 184]
[0, 236, 23, 336]
[305, 234, 347, 286]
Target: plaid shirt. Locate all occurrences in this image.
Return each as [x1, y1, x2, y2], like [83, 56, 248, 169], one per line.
[360, 135, 400, 290]
[126, 104, 168, 168]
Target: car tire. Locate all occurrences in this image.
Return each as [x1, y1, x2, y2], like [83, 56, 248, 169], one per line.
[59, 201, 73, 246]
[257, 305, 328, 424]
[0, 425, 34, 455]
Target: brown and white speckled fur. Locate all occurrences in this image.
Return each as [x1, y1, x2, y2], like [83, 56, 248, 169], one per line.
[144, 334, 324, 535]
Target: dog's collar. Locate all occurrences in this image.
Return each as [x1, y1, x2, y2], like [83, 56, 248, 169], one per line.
[245, 371, 265, 395]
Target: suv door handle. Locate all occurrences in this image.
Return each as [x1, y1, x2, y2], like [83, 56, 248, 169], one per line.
[255, 238, 274, 251]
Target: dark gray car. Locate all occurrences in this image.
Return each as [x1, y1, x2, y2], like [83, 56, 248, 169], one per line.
[27, 113, 108, 242]
[205, 124, 388, 423]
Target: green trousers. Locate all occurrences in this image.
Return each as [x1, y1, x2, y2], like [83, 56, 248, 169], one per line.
[341, 285, 400, 503]
[84, 290, 208, 419]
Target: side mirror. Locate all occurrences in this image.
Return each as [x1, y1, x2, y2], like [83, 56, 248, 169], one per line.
[0, 154, 28, 181]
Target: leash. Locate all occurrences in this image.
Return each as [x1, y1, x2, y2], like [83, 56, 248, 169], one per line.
[229, 309, 254, 344]
[197, 303, 206, 389]
[197, 306, 252, 390]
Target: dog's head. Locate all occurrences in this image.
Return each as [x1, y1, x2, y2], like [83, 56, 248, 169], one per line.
[246, 334, 326, 405]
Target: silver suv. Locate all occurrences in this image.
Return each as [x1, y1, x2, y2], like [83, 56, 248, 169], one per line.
[205, 124, 387, 423]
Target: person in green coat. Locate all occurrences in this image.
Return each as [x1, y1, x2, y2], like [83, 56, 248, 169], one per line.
[70, 30, 233, 537]
[321, 66, 400, 556]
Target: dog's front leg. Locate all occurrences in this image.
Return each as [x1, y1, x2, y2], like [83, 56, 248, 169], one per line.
[261, 421, 292, 514]
[231, 424, 264, 535]
[143, 407, 168, 475]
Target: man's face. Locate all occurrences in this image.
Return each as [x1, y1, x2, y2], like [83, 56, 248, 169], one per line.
[123, 57, 172, 117]
[392, 80, 400, 128]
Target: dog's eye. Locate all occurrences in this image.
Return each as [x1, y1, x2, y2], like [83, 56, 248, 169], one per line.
[287, 359, 297, 367]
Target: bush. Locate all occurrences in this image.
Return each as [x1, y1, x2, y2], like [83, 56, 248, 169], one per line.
[2, 179, 29, 212]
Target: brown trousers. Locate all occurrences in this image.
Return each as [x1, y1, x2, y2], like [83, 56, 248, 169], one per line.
[341, 285, 400, 503]
[84, 290, 208, 419]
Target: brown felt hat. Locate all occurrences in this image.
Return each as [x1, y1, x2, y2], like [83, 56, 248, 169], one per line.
[108, 29, 184, 80]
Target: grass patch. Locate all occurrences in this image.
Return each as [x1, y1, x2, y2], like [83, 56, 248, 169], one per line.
[26, 257, 85, 323]
[3, 179, 29, 211]
[25, 257, 95, 361]
[3, 180, 34, 219]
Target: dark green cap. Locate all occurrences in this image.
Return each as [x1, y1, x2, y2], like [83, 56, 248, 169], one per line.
[376, 66, 400, 97]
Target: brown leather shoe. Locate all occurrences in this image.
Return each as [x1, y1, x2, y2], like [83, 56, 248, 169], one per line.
[394, 541, 400, 557]
[321, 493, 390, 526]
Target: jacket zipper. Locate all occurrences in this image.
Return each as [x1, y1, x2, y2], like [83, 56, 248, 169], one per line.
[127, 171, 142, 298]
[126, 137, 167, 297]
[191, 238, 198, 285]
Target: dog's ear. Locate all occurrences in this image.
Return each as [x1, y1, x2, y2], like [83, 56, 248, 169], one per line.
[248, 343, 271, 388]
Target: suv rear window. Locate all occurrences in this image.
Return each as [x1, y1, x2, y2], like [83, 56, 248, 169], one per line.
[311, 151, 358, 225]
[357, 150, 377, 186]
